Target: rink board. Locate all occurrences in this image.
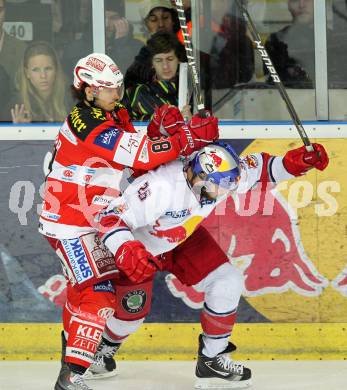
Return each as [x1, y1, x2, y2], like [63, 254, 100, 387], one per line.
[1, 323, 347, 361]
[0, 128, 346, 361]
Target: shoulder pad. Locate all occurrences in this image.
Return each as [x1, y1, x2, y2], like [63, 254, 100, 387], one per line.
[68, 105, 110, 141]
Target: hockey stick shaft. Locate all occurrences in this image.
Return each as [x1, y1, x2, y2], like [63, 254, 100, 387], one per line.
[235, 0, 313, 150]
[174, 0, 206, 117]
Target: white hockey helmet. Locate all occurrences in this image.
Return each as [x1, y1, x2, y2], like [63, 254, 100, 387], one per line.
[73, 53, 124, 92]
[190, 142, 241, 192]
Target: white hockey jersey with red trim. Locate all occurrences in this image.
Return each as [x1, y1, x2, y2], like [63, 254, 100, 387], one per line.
[39, 103, 181, 239]
[100, 152, 295, 256]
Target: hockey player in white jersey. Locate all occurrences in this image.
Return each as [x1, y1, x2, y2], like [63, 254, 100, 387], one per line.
[85, 141, 328, 389]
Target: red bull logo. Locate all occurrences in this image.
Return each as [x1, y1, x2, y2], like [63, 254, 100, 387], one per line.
[242, 155, 258, 169]
[149, 216, 203, 244]
[210, 152, 223, 168]
[165, 274, 204, 309]
[332, 267, 347, 296]
[37, 139, 347, 324]
[165, 188, 329, 311]
[38, 274, 67, 307]
[150, 221, 187, 243]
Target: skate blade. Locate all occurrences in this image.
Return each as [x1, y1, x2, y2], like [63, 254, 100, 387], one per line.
[83, 370, 117, 380]
[195, 377, 252, 389]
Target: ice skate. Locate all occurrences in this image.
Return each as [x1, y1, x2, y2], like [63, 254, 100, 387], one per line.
[83, 339, 121, 379]
[54, 365, 93, 390]
[60, 331, 68, 367]
[55, 330, 70, 382]
[195, 334, 252, 389]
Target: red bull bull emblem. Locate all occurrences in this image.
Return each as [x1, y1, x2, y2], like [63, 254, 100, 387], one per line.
[332, 268, 347, 296]
[165, 188, 329, 310]
[150, 216, 203, 244]
[210, 152, 223, 168]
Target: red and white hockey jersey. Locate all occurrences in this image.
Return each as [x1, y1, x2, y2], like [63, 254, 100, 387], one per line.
[39, 103, 181, 239]
[100, 152, 295, 256]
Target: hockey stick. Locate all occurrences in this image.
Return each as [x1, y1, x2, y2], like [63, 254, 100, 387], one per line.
[235, 0, 313, 151]
[174, 0, 207, 117]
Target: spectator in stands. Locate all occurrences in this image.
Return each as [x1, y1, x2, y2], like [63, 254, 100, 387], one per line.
[264, 0, 347, 88]
[171, 0, 192, 44]
[0, 0, 26, 89]
[207, 1, 254, 89]
[264, 0, 315, 88]
[139, 0, 180, 38]
[106, 1, 143, 75]
[62, 0, 142, 80]
[0, 64, 10, 121]
[127, 0, 180, 88]
[9, 41, 70, 123]
[124, 31, 189, 121]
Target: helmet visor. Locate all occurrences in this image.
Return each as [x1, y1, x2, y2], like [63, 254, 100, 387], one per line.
[94, 83, 124, 102]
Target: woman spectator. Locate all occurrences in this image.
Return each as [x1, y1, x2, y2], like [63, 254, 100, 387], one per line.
[9, 41, 71, 123]
[0, 64, 11, 121]
[124, 31, 188, 121]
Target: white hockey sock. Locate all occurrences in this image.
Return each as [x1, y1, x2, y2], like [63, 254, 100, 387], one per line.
[104, 317, 145, 344]
[202, 335, 229, 358]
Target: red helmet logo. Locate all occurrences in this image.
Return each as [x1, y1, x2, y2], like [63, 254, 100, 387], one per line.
[210, 152, 222, 167]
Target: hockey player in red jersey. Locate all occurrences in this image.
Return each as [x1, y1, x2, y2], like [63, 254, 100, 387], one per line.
[86, 141, 328, 389]
[38, 52, 219, 390]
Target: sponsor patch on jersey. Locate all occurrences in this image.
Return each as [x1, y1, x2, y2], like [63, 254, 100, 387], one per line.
[82, 168, 96, 185]
[80, 233, 117, 277]
[112, 203, 128, 215]
[61, 165, 77, 182]
[91, 195, 114, 206]
[138, 140, 149, 163]
[41, 210, 61, 221]
[94, 280, 115, 293]
[97, 307, 114, 320]
[69, 106, 87, 133]
[91, 107, 106, 121]
[242, 155, 258, 169]
[94, 128, 121, 150]
[118, 132, 142, 154]
[122, 289, 147, 314]
[60, 123, 78, 145]
[62, 238, 94, 285]
[165, 208, 192, 219]
[200, 198, 215, 206]
[114, 132, 143, 166]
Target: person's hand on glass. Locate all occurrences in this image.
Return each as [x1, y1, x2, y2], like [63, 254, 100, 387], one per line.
[11, 104, 32, 123]
[114, 17, 130, 39]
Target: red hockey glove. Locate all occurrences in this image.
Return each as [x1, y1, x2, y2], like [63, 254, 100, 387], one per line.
[115, 240, 162, 283]
[147, 104, 184, 138]
[283, 143, 329, 176]
[176, 113, 219, 157]
[110, 106, 136, 132]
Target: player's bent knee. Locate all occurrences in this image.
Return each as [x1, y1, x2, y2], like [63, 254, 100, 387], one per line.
[106, 316, 145, 338]
[205, 263, 244, 312]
